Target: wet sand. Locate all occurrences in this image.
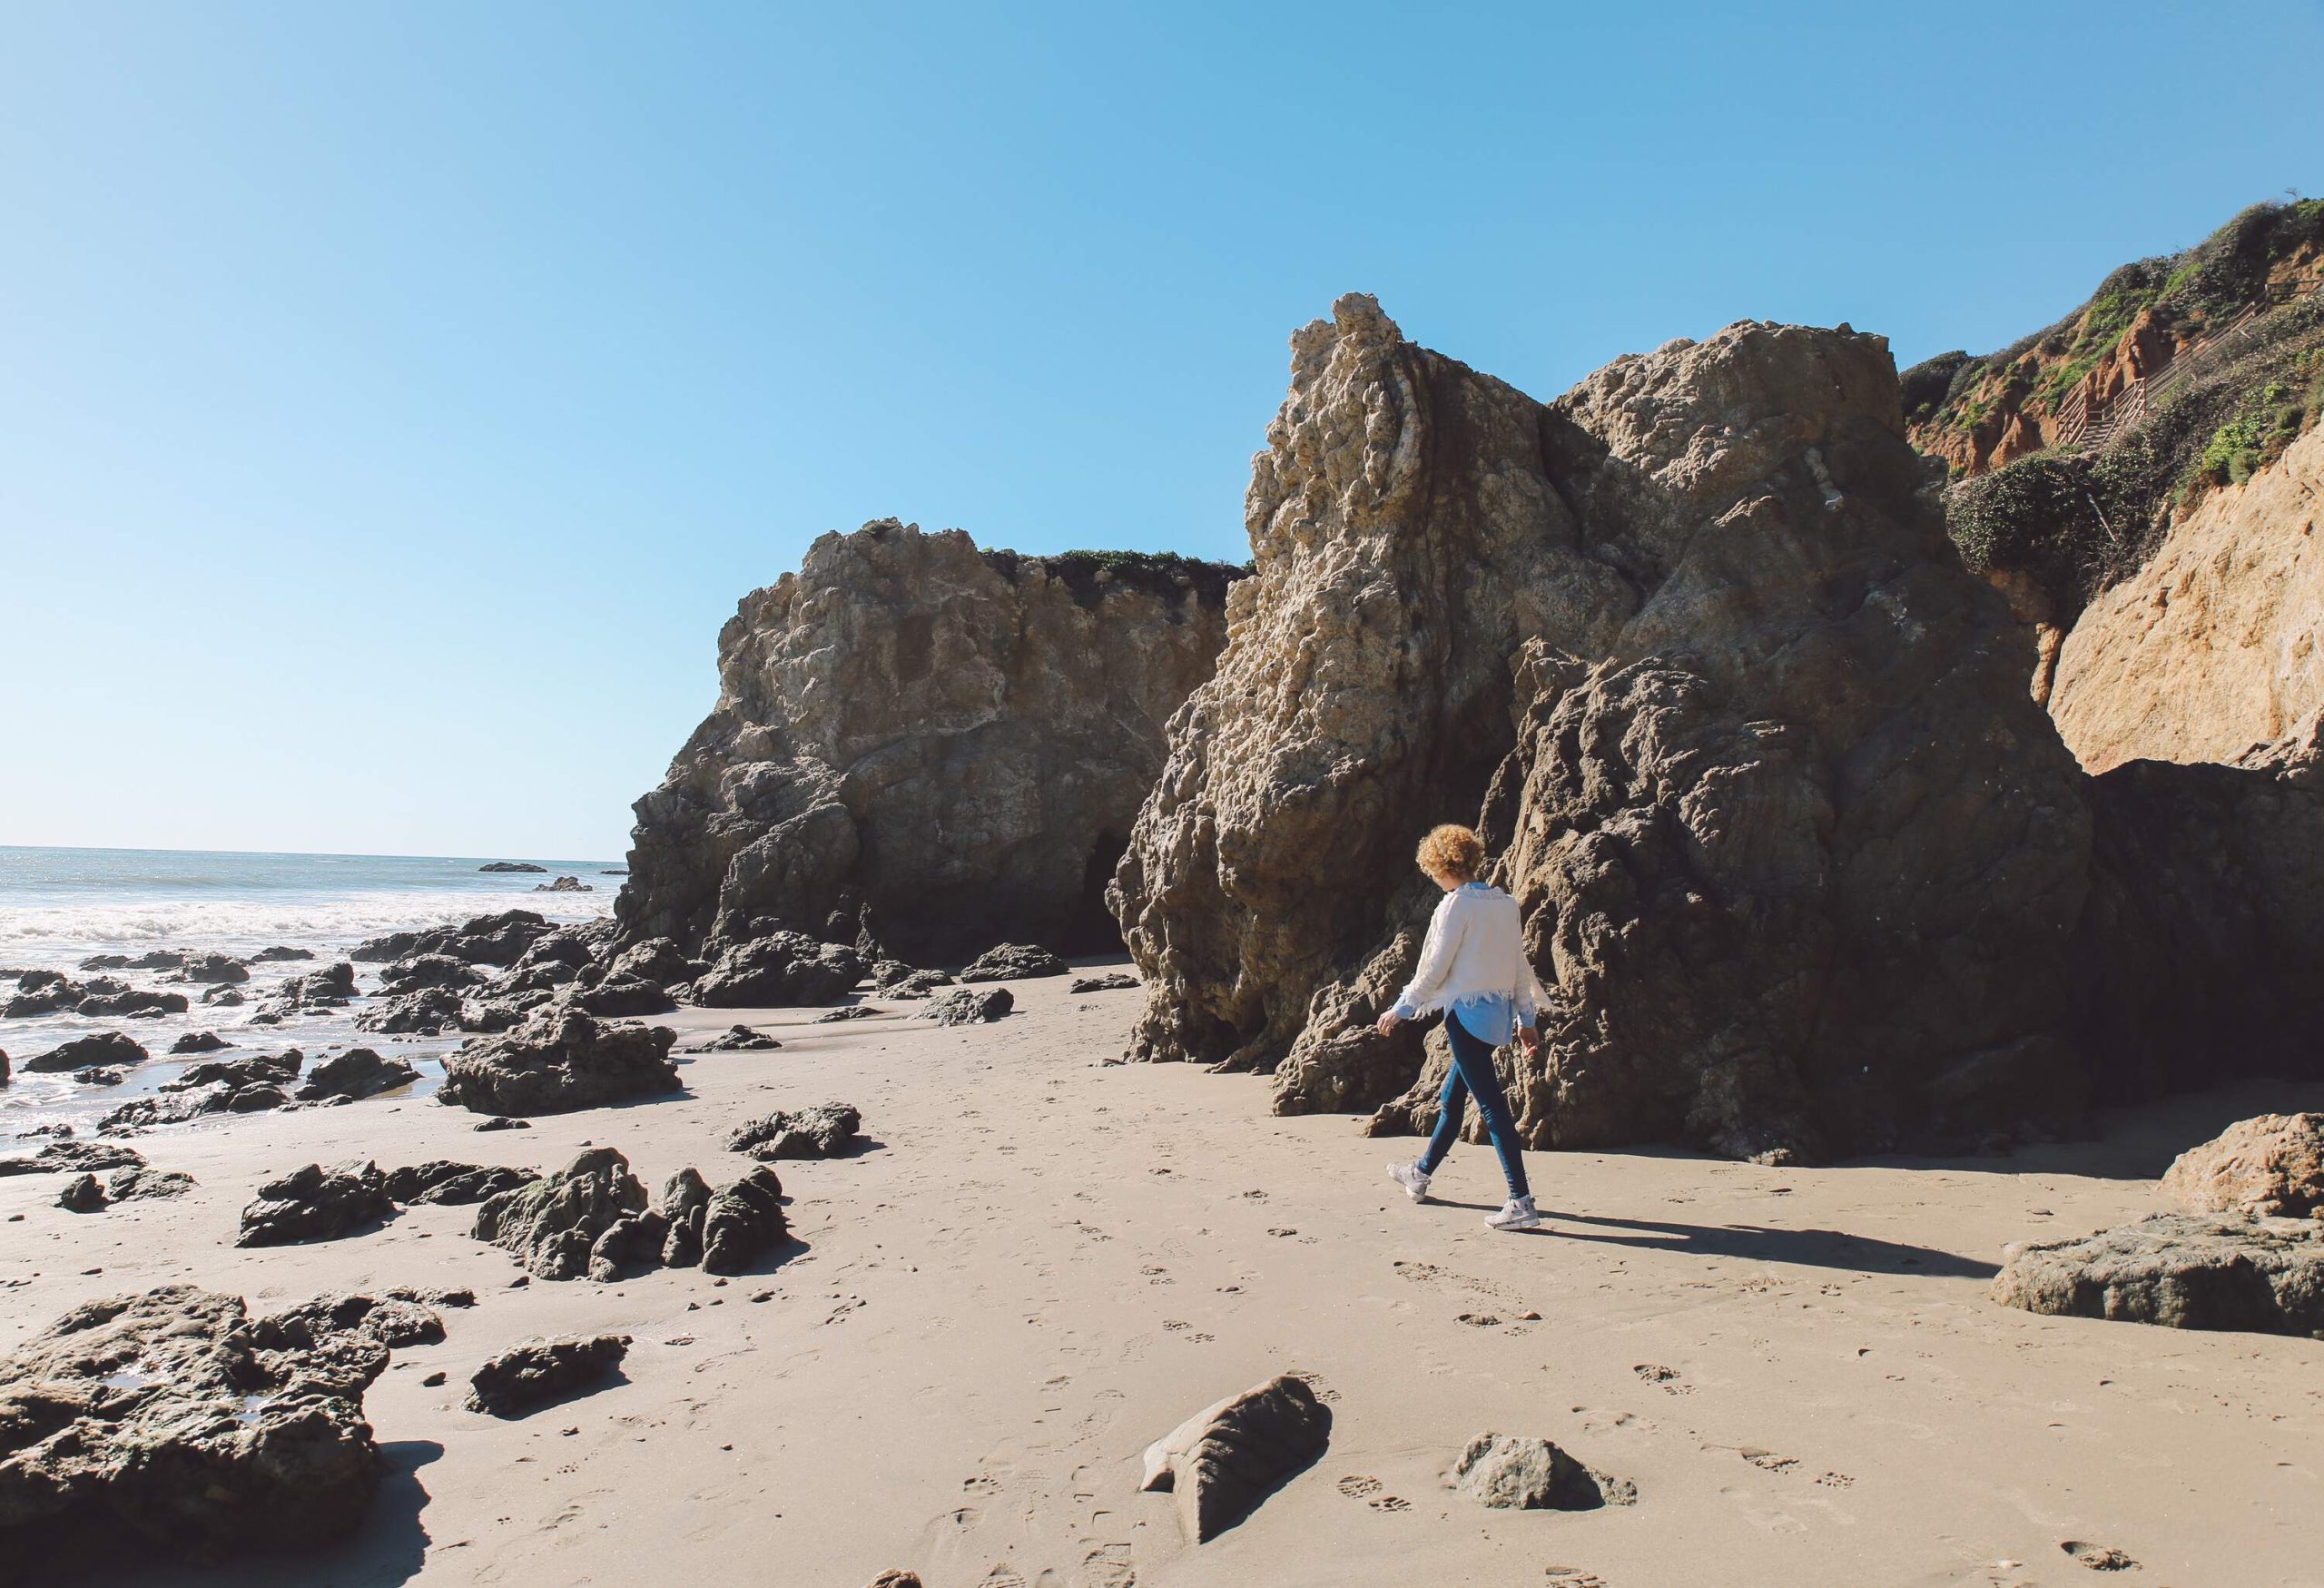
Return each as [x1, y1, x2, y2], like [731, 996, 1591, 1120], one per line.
[5, 962, 2321, 1587]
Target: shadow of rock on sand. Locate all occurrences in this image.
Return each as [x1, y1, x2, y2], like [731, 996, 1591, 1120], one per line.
[1547, 1213, 1998, 1279]
[32, 1438, 442, 1588]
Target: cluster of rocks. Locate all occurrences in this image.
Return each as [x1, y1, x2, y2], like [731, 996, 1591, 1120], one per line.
[95, 1046, 415, 1134]
[236, 1157, 546, 1247]
[1992, 1113, 2324, 1337]
[55, 1166, 196, 1212]
[5, 972, 188, 1020]
[0, 1141, 147, 1179]
[470, 1147, 788, 1280]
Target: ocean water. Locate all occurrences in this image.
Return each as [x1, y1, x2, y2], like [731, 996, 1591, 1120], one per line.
[0, 846, 621, 1149]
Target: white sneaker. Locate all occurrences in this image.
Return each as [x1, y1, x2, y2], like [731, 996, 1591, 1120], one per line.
[1385, 1161, 1433, 1203]
[1485, 1194, 1541, 1231]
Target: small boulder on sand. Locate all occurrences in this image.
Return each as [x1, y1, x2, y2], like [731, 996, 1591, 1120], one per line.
[237, 1161, 396, 1248]
[1446, 1433, 1636, 1509]
[921, 987, 1012, 1027]
[1991, 1211, 2324, 1336]
[957, 943, 1067, 981]
[466, 1334, 630, 1416]
[1140, 1374, 1332, 1542]
[726, 1102, 862, 1161]
[438, 1006, 680, 1117]
[2163, 1113, 2324, 1219]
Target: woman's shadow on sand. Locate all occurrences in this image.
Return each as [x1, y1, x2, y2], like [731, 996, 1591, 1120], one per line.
[1426, 1198, 1995, 1277]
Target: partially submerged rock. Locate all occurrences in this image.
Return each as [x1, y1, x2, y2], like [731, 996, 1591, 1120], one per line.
[1446, 1433, 1636, 1510]
[1991, 1212, 2324, 1336]
[22, 1031, 149, 1074]
[958, 943, 1067, 982]
[438, 1006, 679, 1117]
[726, 1102, 862, 1161]
[275, 961, 358, 1007]
[470, 1147, 648, 1280]
[466, 1334, 630, 1417]
[2163, 1113, 2324, 1219]
[921, 987, 1012, 1027]
[0, 1286, 388, 1561]
[168, 1031, 228, 1054]
[294, 1047, 419, 1103]
[237, 1161, 395, 1248]
[1139, 1373, 1331, 1542]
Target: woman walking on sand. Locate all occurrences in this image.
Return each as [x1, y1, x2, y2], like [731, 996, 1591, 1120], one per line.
[1377, 824, 1547, 1232]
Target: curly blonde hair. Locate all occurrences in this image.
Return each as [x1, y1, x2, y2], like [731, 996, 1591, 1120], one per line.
[1415, 824, 1485, 883]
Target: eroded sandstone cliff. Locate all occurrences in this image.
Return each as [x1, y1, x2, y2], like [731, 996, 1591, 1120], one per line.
[618, 521, 1240, 964]
[1112, 296, 2094, 1159]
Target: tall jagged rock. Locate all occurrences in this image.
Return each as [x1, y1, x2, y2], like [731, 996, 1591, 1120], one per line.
[1115, 296, 2093, 1159]
[618, 521, 1240, 964]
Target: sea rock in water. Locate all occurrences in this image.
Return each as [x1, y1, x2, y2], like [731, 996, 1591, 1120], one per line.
[354, 985, 464, 1035]
[169, 1050, 300, 1091]
[957, 943, 1068, 981]
[615, 518, 1242, 967]
[1446, 1433, 1636, 1510]
[23, 1031, 149, 1074]
[921, 986, 1012, 1027]
[0, 1142, 146, 1178]
[1991, 1212, 2324, 1336]
[378, 953, 488, 996]
[276, 962, 358, 1006]
[726, 1102, 862, 1161]
[169, 1031, 228, 1054]
[382, 1160, 541, 1206]
[2162, 1113, 2324, 1219]
[73, 986, 187, 1018]
[1069, 972, 1140, 993]
[465, 1334, 630, 1416]
[72, 1067, 125, 1087]
[701, 1165, 788, 1275]
[177, 953, 250, 985]
[0, 1286, 388, 1562]
[691, 1024, 783, 1052]
[1138, 1374, 1331, 1542]
[200, 985, 245, 1007]
[237, 1161, 396, 1248]
[534, 875, 593, 893]
[294, 1047, 418, 1103]
[479, 861, 547, 873]
[690, 932, 863, 1008]
[354, 909, 552, 967]
[470, 1147, 649, 1280]
[252, 944, 315, 962]
[1113, 299, 2093, 1161]
[438, 1006, 680, 1117]
[98, 1088, 231, 1132]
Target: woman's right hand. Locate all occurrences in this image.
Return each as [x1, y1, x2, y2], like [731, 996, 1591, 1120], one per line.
[1374, 1011, 1402, 1038]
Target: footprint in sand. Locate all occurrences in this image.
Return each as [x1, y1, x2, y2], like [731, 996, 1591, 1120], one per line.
[1739, 1447, 1800, 1475]
[1814, 1471, 1854, 1488]
[1574, 1407, 1651, 1434]
[1633, 1364, 1693, 1395]
[1456, 1312, 1502, 1327]
[1543, 1571, 1610, 1588]
[1337, 1475, 1383, 1498]
[2061, 1541, 2139, 1571]
[1369, 1495, 1411, 1513]
[1080, 1543, 1136, 1587]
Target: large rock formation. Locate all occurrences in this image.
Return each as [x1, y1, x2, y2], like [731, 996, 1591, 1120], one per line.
[617, 520, 1241, 965]
[1114, 296, 2093, 1160]
[2048, 425, 2324, 773]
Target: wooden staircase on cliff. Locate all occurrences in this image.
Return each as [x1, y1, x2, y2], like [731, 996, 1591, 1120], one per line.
[2054, 281, 2309, 457]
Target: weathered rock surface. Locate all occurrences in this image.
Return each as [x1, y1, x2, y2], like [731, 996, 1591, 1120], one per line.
[353, 984, 465, 1035]
[1446, 1433, 1636, 1510]
[616, 519, 1242, 966]
[274, 962, 358, 1007]
[0, 1286, 388, 1561]
[1992, 1212, 2324, 1336]
[656, 1168, 714, 1268]
[55, 1173, 107, 1212]
[354, 909, 553, 967]
[169, 1031, 227, 1054]
[438, 1006, 680, 1117]
[701, 1165, 788, 1275]
[253, 944, 315, 962]
[0, 1143, 145, 1178]
[921, 987, 1012, 1027]
[2050, 426, 2324, 774]
[479, 861, 547, 873]
[2072, 717, 2324, 1098]
[2163, 1114, 2324, 1218]
[571, 973, 676, 1017]
[1114, 298, 2093, 1161]
[237, 1161, 395, 1248]
[726, 1102, 862, 1161]
[958, 943, 1067, 981]
[470, 1147, 648, 1280]
[259, 1292, 448, 1349]
[465, 1334, 630, 1417]
[383, 1160, 541, 1206]
[1069, 972, 1140, 993]
[295, 1047, 419, 1103]
[377, 953, 488, 996]
[813, 1004, 882, 1022]
[689, 1024, 783, 1052]
[177, 953, 250, 985]
[54, 1168, 196, 1212]
[23, 1032, 149, 1074]
[689, 932, 862, 1008]
[1138, 1373, 1331, 1542]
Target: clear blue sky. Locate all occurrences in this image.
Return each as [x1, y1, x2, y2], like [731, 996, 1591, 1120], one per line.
[3, 3, 2318, 860]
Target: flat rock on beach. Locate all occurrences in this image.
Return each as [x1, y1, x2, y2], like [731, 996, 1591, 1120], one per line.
[2, 964, 2319, 1585]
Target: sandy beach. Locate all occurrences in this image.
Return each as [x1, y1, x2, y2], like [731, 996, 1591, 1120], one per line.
[6, 961, 2319, 1588]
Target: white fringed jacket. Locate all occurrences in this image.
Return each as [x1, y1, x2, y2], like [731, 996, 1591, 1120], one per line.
[1390, 881, 1548, 1045]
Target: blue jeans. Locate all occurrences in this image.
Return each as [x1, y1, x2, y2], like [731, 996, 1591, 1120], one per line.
[1419, 1015, 1531, 1199]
